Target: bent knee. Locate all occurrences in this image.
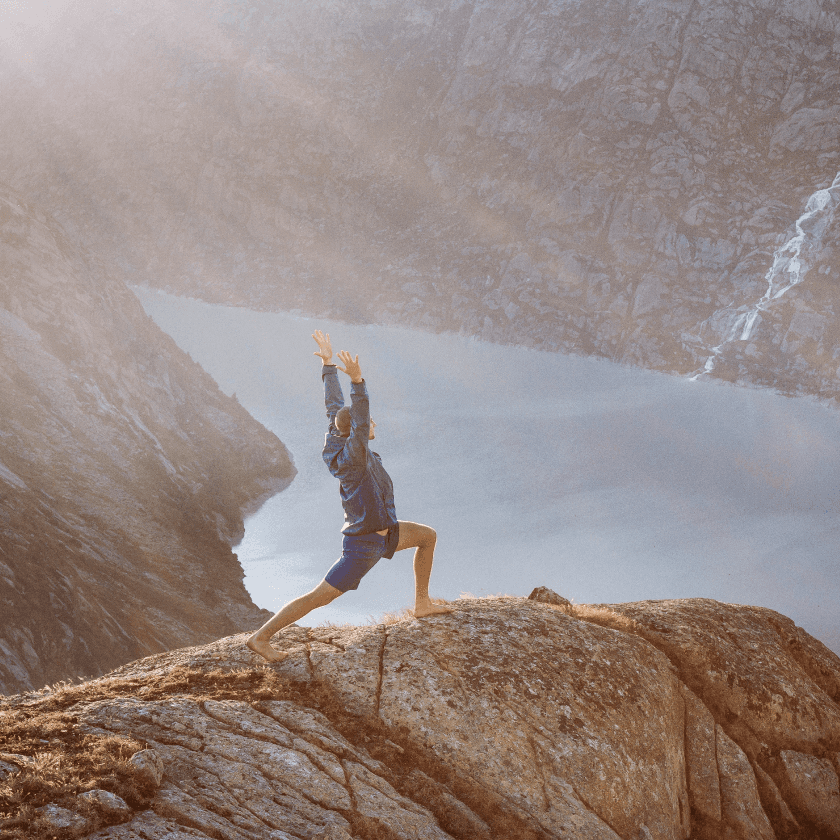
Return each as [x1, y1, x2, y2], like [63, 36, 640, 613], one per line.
[421, 526, 437, 547]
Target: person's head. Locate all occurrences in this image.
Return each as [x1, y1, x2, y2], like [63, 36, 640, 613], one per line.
[335, 407, 376, 439]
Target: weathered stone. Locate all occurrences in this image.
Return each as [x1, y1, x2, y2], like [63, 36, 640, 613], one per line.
[152, 785, 258, 840]
[9, 596, 837, 839]
[715, 727, 775, 840]
[128, 748, 165, 788]
[402, 767, 493, 839]
[752, 765, 800, 840]
[0, 752, 36, 769]
[36, 803, 89, 832]
[680, 684, 721, 828]
[376, 598, 689, 839]
[78, 788, 131, 820]
[86, 809, 217, 838]
[0, 759, 19, 780]
[776, 749, 840, 839]
[608, 599, 840, 755]
[310, 827, 353, 840]
[528, 586, 572, 608]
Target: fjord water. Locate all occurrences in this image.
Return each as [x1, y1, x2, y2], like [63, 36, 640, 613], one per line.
[135, 288, 840, 653]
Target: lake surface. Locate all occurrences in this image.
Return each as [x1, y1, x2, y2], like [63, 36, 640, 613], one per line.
[134, 287, 840, 653]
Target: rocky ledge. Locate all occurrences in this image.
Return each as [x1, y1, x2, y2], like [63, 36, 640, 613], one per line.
[0, 186, 294, 695]
[1, 593, 838, 840]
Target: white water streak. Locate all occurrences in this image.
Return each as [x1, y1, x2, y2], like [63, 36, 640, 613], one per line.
[690, 172, 840, 379]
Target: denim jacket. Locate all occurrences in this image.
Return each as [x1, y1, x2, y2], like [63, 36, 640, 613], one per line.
[321, 365, 398, 539]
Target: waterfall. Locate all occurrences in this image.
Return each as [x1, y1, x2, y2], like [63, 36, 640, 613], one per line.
[690, 171, 840, 380]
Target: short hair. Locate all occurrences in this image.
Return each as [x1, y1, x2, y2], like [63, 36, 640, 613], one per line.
[335, 407, 352, 435]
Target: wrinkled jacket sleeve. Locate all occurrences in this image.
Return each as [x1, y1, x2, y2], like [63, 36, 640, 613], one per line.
[322, 365, 343, 435]
[334, 381, 370, 471]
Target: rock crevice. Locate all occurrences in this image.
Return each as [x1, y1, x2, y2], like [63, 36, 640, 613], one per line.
[5, 595, 836, 839]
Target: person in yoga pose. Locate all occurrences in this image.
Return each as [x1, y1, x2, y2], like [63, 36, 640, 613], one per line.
[247, 330, 451, 662]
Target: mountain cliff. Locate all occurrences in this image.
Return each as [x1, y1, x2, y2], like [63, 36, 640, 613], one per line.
[0, 185, 294, 696]
[1, 0, 840, 398]
[1, 592, 839, 839]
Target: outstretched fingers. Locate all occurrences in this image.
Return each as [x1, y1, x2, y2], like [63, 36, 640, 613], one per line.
[336, 350, 362, 380]
[312, 330, 332, 361]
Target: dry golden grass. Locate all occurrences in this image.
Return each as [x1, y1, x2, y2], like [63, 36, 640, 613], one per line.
[0, 666, 298, 840]
[366, 597, 452, 627]
[567, 604, 641, 634]
[0, 712, 146, 839]
[371, 606, 415, 626]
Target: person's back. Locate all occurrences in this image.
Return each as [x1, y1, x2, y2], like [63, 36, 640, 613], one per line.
[321, 363, 397, 548]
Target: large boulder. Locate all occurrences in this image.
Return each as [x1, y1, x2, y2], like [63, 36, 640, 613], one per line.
[607, 598, 840, 756]
[2, 597, 837, 840]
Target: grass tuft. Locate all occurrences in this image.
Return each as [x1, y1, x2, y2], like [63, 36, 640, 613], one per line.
[567, 604, 641, 634]
[0, 665, 299, 839]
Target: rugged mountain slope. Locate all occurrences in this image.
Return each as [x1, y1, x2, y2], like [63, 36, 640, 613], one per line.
[1, 0, 840, 398]
[0, 185, 294, 695]
[1, 593, 839, 839]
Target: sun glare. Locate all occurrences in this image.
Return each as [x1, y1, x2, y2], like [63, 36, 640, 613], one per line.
[0, 0, 69, 33]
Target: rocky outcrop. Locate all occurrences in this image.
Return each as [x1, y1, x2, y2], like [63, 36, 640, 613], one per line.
[2, 595, 838, 839]
[2, 0, 840, 399]
[0, 185, 294, 695]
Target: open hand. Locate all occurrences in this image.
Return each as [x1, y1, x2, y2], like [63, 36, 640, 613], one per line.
[312, 330, 333, 364]
[336, 350, 363, 383]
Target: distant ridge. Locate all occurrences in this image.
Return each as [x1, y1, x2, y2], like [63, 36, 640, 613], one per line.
[0, 185, 295, 694]
[1, 0, 840, 398]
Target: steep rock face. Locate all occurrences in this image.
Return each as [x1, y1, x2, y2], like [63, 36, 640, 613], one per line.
[1, 0, 840, 398]
[2, 596, 838, 840]
[0, 185, 294, 695]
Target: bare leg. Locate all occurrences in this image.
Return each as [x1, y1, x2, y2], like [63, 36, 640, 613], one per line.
[247, 579, 342, 662]
[395, 521, 453, 618]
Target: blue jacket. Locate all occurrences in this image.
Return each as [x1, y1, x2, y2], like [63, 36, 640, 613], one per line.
[321, 366, 398, 545]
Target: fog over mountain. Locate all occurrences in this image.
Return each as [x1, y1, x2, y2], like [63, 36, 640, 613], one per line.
[2, 0, 840, 398]
[0, 186, 294, 695]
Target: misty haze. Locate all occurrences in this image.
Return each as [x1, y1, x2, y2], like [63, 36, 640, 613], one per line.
[5, 1, 840, 837]
[137, 288, 840, 655]
[2, 0, 840, 683]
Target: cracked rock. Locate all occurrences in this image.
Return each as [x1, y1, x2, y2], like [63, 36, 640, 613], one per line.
[36, 803, 89, 832]
[777, 750, 840, 839]
[128, 748, 165, 788]
[5, 597, 838, 840]
[78, 789, 131, 820]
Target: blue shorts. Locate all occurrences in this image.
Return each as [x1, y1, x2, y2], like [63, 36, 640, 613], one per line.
[325, 527, 399, 592]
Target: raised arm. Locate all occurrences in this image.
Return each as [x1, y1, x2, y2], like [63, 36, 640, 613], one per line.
[313, 330, 343, 431]
[335, 350, 370, 465]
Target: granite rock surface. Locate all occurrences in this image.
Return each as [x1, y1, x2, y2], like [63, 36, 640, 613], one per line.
[3, 595, 837, 839]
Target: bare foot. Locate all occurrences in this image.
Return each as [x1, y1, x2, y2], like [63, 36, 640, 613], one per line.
[414, 600, 454, 618]
[246, 635, 287, 663]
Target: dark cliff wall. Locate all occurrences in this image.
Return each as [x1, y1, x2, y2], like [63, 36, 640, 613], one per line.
[0, 186, 295, 695]
[1, 0, 839, 398]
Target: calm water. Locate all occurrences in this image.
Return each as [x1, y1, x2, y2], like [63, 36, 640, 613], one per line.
[134, 287, 840, 653]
